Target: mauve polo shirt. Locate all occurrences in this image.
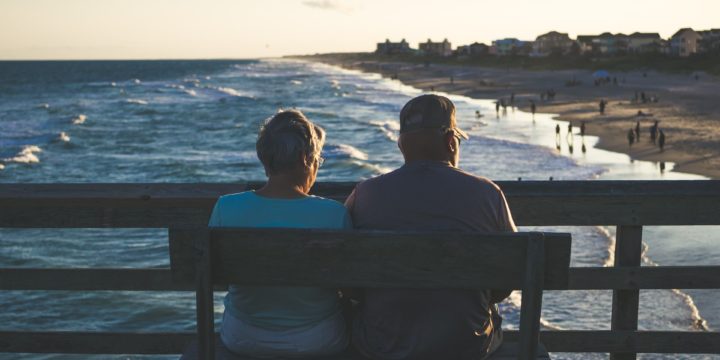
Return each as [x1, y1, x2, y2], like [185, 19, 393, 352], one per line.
[345, 160, 516, 360]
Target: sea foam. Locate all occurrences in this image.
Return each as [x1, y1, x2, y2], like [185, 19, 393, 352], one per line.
[323, 144, 368, 160]
[72, 114, 87, 125]
[5, 145, 42, 164]
[125, 99, 149, 105]
[58, 132, 71, 142]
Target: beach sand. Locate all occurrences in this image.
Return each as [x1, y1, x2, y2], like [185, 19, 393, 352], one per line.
[305, 56, 720, 179]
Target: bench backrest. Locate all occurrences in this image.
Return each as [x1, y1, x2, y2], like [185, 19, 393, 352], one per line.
[169, 228, 571, 289]
[169, 228, 570, 360]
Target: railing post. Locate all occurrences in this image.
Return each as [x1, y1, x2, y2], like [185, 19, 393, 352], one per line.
[610, 225, 643, 360]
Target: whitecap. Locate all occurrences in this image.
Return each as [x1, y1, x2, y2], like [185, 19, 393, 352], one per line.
[215, 86, 253, 98]
[0, 163, 4, 170]
[110, 82, 117, 87]
[132, 78, 141, 84]
[58, 132, 71, 142]
[5, 145, 42, 164]
[330, 79, 341, 89]
[184, 89, 197, 97]
[125, 99, 149, 105]
[37, 103, 50, 109]
[323, 144, 368, 160]
[71, 114, 87, 125]
[369, 120, 400, 142]
[290, 80, 303, 85]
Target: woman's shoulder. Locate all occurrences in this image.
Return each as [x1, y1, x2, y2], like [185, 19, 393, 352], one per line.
[303, 195, 347, 213]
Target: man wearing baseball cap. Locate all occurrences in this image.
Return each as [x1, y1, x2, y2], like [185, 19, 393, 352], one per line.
[345, 94, 516, 359]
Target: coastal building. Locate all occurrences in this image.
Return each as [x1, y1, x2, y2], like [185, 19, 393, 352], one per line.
[533, 31, 574, 56]
[626, 32, 662, 53]
[375, 39, 412, 55]
[418, 38, 452, 57]
[576, 35, 600, 54]
[670, 28, 702, 57]
[455, 42, 489, 57]
[594, 33, 629, 55]
[491, 38, 533, 56]
[698, 29, 720, 53]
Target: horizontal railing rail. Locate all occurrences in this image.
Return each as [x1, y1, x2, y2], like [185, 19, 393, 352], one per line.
[2, 181, 720, 359]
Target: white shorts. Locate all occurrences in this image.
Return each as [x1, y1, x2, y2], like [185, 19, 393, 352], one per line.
[220, 311, 348, 358]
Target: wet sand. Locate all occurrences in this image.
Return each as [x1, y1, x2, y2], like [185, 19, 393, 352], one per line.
[304, 56, 720, 179]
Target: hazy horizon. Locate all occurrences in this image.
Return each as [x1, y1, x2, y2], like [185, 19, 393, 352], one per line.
[1, 0, 719, 60]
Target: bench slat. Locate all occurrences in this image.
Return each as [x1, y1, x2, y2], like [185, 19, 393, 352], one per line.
[169, 229, 571, 289]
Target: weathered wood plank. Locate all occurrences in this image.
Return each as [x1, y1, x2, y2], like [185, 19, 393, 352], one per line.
[2, 330, 717, 355]
[0, 331, 194, 354]
[610, 225, 644, 360]
[518, 233, 546, 360]
[568, 266, 720, 290]
[3, 266, 719, 291]
[1, 181, 719, 227]
[528, 331, 720, 354]
[170, 229, 571, 290]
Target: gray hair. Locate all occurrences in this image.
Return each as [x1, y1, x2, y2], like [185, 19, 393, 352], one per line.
[256, 110, 325, 175]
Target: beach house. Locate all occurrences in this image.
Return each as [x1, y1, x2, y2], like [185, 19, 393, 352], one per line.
[670, 28, 702, 57]
[490, 38, 533, 56]
[418, 38, 452, 57]
[375, 39, 412, 55]
[698, 29, 720, 53]
[533, 31, 575, 56]
[455, 42, 489, 57]
[626, 32, 663, 53]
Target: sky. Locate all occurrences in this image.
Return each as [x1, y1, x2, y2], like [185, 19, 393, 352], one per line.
[1, 0, 718, 60]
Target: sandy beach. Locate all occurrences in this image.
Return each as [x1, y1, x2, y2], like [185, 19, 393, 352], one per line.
[303, 55, 720, 179]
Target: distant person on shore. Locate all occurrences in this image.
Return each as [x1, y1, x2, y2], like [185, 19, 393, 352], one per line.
[346, 94, 516, 360]
[555, 124, 561, 149]
[650, 120, 659, 144]
[627, 129, 635, 147]
[635, 121, 641, 139]
[209, 110, 349, 358]
[495, 100, 500, 114]
[567, 123, 574, 145]
[599, 99, 606, 115]
[510, 92, 515, 106]
[580, 121, 586, 137]
[530, 100, 536, 116]
[659, 130, 666, 151]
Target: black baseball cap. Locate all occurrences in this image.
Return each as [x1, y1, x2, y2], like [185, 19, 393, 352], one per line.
[399, 94, 468, 139]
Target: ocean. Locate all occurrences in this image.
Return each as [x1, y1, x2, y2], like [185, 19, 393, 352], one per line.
[0, 59, 718, 359]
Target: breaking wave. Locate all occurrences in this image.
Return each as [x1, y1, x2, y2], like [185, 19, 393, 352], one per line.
[4, 145, 42, 164]
[323, 144, 368, 160]
[71, 114, 87, 125]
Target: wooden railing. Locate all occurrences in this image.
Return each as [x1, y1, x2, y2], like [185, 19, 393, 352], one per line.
[1, 181, 720, 358]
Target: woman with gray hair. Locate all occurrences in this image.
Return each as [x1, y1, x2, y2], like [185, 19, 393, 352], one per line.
[208, 110, 350, 357]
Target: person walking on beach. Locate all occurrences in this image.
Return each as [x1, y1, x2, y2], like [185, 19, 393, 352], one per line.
[599, 99, 606, 115]
[635, 121, 641, 140]
[659, 130, 666, 152]
[346, 94, 516, 360]
[530, 100, 536, 116]
[650, 120, 659, 144]
[627, 128, 635, 147]
[495, 100, 500, 115]
[580, 121, 586, 137]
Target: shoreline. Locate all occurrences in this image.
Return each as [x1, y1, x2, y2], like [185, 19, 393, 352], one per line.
[301, 56, 720, 179]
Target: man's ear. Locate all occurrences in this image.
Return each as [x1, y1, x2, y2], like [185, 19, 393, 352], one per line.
[445, 132, 456, 153]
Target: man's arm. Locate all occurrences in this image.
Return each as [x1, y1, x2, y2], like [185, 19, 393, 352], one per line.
[491, 189, 516, 303]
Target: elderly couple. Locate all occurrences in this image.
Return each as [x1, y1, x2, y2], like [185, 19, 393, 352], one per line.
[208, 94, 517, 360]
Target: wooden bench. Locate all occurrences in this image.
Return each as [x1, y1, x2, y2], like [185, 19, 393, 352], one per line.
[169, 228, 572, 360]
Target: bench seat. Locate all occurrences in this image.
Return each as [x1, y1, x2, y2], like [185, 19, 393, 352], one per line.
[180, 339, 551, 360]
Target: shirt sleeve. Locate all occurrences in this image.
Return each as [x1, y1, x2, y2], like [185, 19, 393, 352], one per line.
[497, 190, 517, 232]
[208, 197, 223, 227]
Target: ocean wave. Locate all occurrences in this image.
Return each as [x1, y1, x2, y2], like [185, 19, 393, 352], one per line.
[290, 80, 303, 85]
[58, 132, 71, 143]
[0, 163, 4, 170]
[323, 144, 368, 161]
[71, 114, 87, 125]
[215, 86, 254, 98]
[369, 120, 400, 142]
[184, 89, 198, 97]
[4, 145, 42, 164]
[125, 99, 149, 105]
[506, 291, 566, 331]
[639, 243, 711, 331]
[37, 103, 50, 110]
